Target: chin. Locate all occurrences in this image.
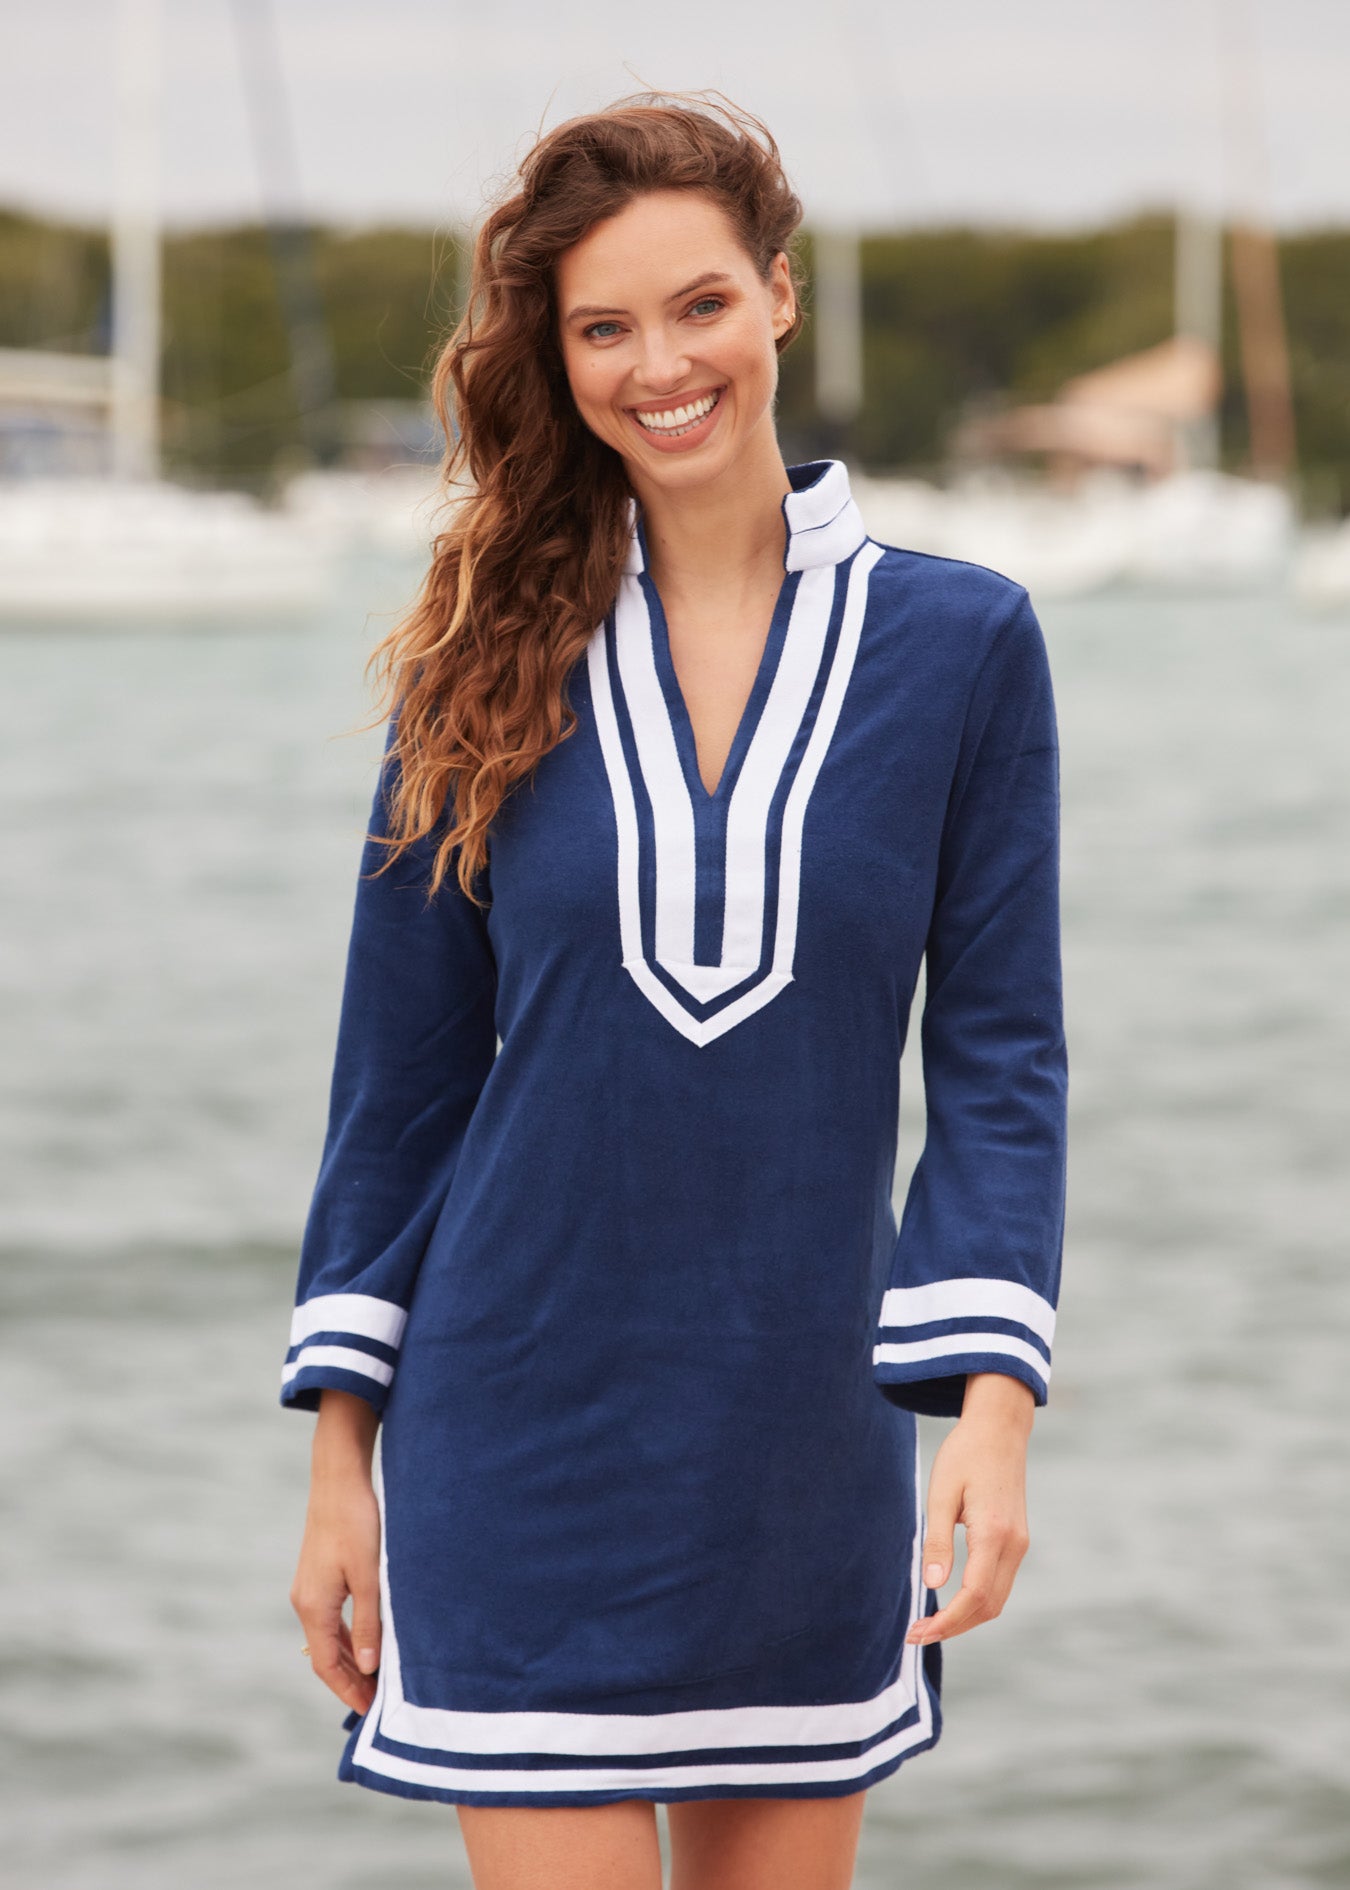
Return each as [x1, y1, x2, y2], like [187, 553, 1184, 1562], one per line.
[617, 403, 768, 488]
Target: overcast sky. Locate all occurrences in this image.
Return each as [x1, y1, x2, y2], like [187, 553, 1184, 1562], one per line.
[2, 0, 1346, 233]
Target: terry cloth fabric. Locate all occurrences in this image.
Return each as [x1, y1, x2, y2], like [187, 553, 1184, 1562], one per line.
[279, 458, 1068, 1807]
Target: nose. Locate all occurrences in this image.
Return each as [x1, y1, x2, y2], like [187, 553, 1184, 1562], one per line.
[631, 325, 694, 396]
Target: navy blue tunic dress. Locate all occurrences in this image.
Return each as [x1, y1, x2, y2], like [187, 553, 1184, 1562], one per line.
[279, 458, 1068, 1807]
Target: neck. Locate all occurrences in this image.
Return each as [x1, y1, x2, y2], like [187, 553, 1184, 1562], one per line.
[630, 424, 793, 603]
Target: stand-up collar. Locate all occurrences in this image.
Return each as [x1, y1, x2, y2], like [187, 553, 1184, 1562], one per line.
[622, 459, 869, 577]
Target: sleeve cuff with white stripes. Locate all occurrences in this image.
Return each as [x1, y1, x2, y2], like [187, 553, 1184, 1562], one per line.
[872, 1275, 1056, 1418]
[279, 1291, 409, 1416]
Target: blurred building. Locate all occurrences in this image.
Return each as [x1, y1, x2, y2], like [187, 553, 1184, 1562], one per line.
[0, 347, 114, 476]
[951, 333, 1223, 486]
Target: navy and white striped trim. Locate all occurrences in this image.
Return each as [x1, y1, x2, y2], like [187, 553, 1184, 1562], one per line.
[873, 1278, 1056, 1401]
[281, 1292, 408, 1405]
[340, 1440, 938, 1799]
[779, 461, 871, 572]
[587, 461, 879, 1047]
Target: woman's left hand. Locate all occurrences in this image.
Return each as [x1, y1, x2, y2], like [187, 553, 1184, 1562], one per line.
[905, 1371, 1036, 1645]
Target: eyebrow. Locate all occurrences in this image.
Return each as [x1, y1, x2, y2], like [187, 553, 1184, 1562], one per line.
[564, 271, 734, 325]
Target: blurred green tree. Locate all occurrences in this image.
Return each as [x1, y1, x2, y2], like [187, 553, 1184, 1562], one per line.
[0, 205, 1345, 513]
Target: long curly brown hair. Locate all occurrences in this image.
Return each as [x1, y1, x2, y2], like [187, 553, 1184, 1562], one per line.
[362, 88, 808, 905]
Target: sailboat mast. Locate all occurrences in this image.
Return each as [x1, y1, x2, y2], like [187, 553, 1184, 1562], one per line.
[813, 225, 863, 450]
[229, 0, 338, 466]
[1229, 222, 1296, 479]
[1174, 208, 1223, 471]
[1219, 0, 1295, 480]
[110, 0, 161, 482]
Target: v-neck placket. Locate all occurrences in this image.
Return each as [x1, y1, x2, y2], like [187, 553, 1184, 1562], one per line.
[639, 555, 798, 814]
[640, 559, 800, 964]
[587, 458, 883, 1045]
[625, 456, 867, 800]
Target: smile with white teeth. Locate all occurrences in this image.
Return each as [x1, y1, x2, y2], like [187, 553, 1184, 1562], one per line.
[631, 389, 721, 437]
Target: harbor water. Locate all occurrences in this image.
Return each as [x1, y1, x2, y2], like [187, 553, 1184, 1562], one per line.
[2, 558, 1347, 1888]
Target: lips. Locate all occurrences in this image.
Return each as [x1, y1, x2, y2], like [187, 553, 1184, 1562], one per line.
[626, 386, 725, 445]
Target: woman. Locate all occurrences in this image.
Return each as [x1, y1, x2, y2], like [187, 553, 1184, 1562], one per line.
[282, 89, 1067, 1890]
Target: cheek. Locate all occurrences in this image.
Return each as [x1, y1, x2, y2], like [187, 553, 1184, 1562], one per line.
[720, 314, 777, 383]
[567, 353, 620, 414]
[722, 306, 771, 368]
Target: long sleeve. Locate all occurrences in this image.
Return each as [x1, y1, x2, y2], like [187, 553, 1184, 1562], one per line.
[279, 719, 499, 1416]
[873, 588, 1067, 1419]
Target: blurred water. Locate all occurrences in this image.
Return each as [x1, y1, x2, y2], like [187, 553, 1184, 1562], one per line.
[2, 562, 1348, 1889]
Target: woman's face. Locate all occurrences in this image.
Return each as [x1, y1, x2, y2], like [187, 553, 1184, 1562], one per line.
[556, 188, 795, 494]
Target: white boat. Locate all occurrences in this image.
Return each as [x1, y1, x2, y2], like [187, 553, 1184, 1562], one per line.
[0, 0, 338, 624]
[1122, 467, 1294, 589]
[852, 463, 1295, 599]
[1291, 519, 1350, 608]
[278, 463, 450, 559]
[857, 52, 1303, 605]
[0, 474, 336, 621]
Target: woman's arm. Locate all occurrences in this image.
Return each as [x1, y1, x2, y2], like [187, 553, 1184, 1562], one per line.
[280, 715, 499, 1417]
[874, 584, 1068, 1640]
[291, 1390, 383, 1713]
[905, 1371, 1034, 1645]
[281, 716, 499, 1707]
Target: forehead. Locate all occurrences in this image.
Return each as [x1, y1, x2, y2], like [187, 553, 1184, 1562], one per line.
[556, 190, 751, 301]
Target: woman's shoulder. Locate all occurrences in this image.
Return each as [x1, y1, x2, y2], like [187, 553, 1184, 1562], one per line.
[863, 533, 1030, 619]
[858, 534, 1039, 677]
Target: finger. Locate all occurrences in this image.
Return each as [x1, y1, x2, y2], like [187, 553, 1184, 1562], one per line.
[292, 1581, 342, 1669]
[328, 1615, 379, 1711]
[919, 1466, 962, 1594]
[320, 1639, 378, 1715]
[979, 1521, 1030, 1621]
[954, 1511, 1029, 1625]
[908, 1530, 1016, 1644]
[907, 1577, 988, 1643]
[348, 1573, 382, 1676]
[909, 1529, 1001, 1642]
[297, 1593, 371, 1713]
[308, 1622, 358, 1698]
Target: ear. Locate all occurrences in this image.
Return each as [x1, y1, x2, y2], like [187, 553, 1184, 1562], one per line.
[768, 250, 796, 335]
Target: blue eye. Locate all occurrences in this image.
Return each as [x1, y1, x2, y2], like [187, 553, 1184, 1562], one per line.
[581, 297, 723, 341]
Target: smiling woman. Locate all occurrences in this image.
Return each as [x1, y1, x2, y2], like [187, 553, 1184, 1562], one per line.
[553, 184, 804, 801]
[279, 87, 1068, 1890]
[558, 195, 791, 482]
